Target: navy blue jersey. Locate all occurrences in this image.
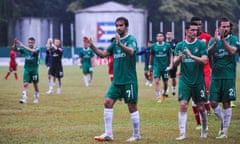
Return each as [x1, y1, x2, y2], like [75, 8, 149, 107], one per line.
[137, 47, 151, 66]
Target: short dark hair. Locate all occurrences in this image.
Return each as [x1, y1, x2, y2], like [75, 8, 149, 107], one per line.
[156, 32, 164, 36]
[115, 17, 129, 27]
[28, 37, 35, 41]
[185, 22, 198, 29]
[191, 16, 201, 22]
[218, 17, 229, 27]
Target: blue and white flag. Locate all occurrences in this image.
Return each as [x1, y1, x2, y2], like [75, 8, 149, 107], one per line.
[97, 22, 116, 44]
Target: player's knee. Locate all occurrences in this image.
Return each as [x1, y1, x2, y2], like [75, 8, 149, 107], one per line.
[210, 101, 218, 109]
[104, 98, 114, 108]
[180, 101, 188, 111]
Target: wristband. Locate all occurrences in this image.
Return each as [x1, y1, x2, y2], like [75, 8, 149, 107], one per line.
[148, 65, 152, 69]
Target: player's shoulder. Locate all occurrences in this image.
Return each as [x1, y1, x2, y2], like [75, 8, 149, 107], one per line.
[201, 32, 211, 37]
[176, 41, 184, 47]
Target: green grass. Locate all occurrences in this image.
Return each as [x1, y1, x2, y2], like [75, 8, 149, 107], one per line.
[0, 64, 240, 144]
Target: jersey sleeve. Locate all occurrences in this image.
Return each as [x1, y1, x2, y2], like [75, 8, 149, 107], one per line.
[175, 42, 182, 56]
[207, 37, 215, 49]
[199, 41, 207, 56]
[107, 41, 115, 55]
[127, 37, 138, 53]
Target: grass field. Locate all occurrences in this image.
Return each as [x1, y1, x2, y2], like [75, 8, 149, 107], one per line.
[0, 63, 240, 144]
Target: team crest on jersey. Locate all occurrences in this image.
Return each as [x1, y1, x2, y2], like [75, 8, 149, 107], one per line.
[123, 42, 127, 46]
[194, 47, 199, 53]
[132, 41, 137, 48]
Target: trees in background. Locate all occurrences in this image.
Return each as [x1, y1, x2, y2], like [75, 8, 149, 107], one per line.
[1, 0, 239, 46]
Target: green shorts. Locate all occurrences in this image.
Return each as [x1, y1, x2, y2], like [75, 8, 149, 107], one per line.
[178, 79, 207, 103]
[153, 70, 168, 81]
[209, 79, 236, 102]
[82, 65, 93, 74]
[23, 68, 39, 83]
[106, 83, 138, 104]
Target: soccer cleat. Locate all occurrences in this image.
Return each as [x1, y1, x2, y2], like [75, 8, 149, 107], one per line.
[33, 93, 39, 104]
[19, 98, 27, 104]
[57, 88, 61, 94]
[231, 102, 236, 108]
[94, 133, 113, 141]
[195, 125, 202, 130]
[200, 130, 207, 138]
[19, 94, 27, 104]
[148, 83, 152, 87]
[157, 96, 166, 103]
[216, 133, 227, 139]
[33, 99, 39, 104]
[176, 134, 186, 140]
[126, 136, 141, 142]
[145, 81, 149, 86]
[4, 77, 8, 80]
[46, 89, 53, 94]
[216, 129, 227, 139]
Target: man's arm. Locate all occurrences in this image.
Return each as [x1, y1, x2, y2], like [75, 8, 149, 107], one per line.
[208, 29, 219, 55]
[16, 40, 37, 53]
[84, 37, 109, 58]
[173, 50, 184, 67]
[222, 38, 237, 55]
[115, 35, 135, 55]
[184, 48, 208, 64]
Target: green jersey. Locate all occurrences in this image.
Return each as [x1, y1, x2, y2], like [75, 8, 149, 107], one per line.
[19, 48, 39, 70]
[175, 39, 207, 86]
[151, 42, 172, 71]
[79, 48, 94, 66]
[107, 34, 138, 85]
[208, 35, 238, 79]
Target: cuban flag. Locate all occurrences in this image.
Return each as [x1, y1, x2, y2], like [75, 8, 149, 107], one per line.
[97, 22, 116, 44]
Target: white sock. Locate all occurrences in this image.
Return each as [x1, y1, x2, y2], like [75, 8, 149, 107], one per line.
[172, 86, 176, 92]
[155, 91, 160, 98]
[213, 105, 223, 130]
[83, 75, 89, 86]
[22, 90, 27, 96]
[104, 108, 113, 137]
[178, 112, 187, 135]
[223, 108, 232, 128]
[130, 111, 140, 137]
[34, 91, 39, 99]
[199, 110, 208, 131]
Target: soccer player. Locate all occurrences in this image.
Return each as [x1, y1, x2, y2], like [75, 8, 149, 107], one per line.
[14, 37, 40, 104]
[4, 39, 19, 80]
[174, 22, 208, 140]
[165, 32, 178, 96]
[148, 32, 173, 103]
[208, 17, 238, 139]
[46, 38, 64, 94]
[84, 17, 140, 142]
[79, 39, 95, 87]
[190, 16, 212, 130]
[45, 38, 56, 93]
[137, 41, 153, 87]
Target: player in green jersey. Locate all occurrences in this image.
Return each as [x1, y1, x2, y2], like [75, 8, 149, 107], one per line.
[174, 22, 209, 140]
[148, 32, 173, 103]
[208, 18, 238, 139]
[79, 39, 94, 87]
[14, 37, 40, 104]
[84, 17, 140, 142]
